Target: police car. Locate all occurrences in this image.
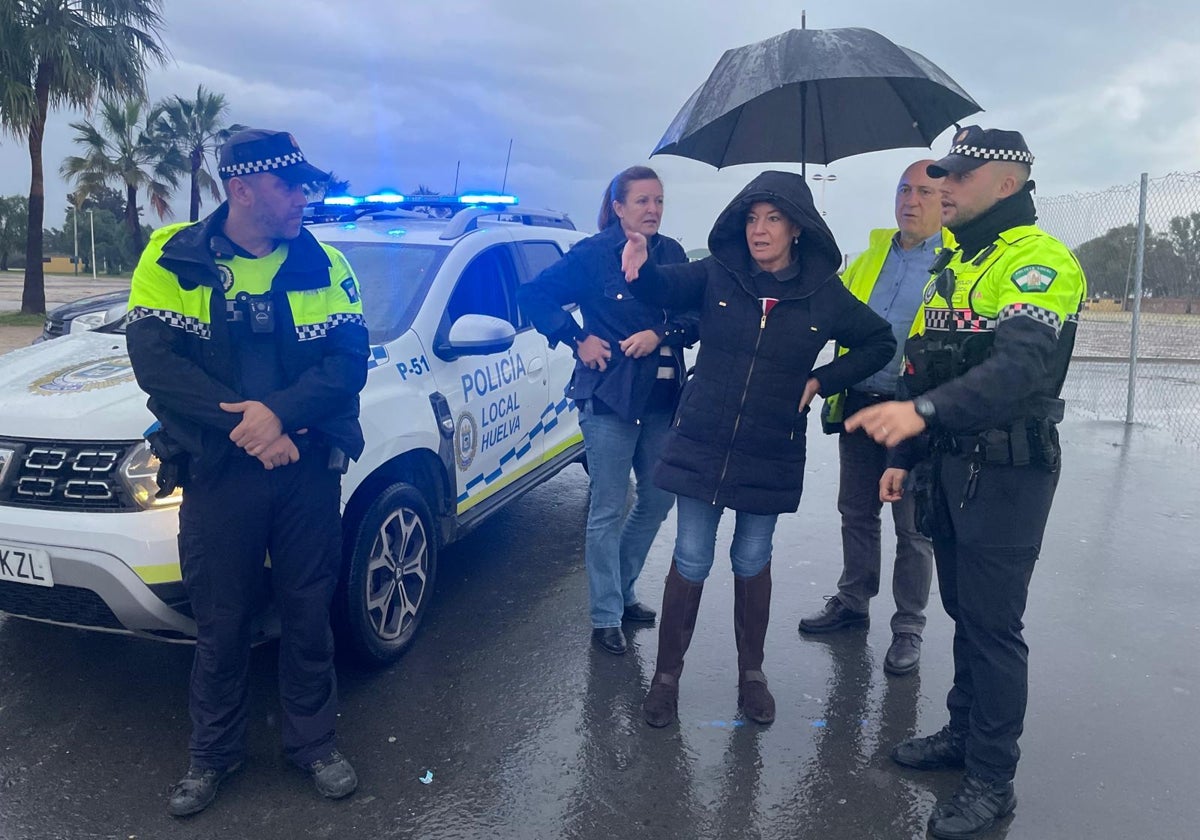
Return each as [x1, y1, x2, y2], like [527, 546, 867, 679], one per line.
[0, 193, 586, 665]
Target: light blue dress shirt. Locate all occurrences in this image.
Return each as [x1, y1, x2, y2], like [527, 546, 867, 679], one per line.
[854, 230, 943, 396]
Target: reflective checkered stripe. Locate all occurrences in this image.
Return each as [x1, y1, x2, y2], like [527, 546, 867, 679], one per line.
[294, 312, 366, 341]
[218, 151, 305, 178]
[456, 397, 580, 509]
[366, 345, 390, 370]
[126, 305, 211, 340]
[924, 307, 997, 333]
[949, 144, 1034, 164]
[999, 302, 1063, 334]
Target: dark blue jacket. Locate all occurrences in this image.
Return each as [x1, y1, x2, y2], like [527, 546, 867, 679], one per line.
[517, 222, 698, 422]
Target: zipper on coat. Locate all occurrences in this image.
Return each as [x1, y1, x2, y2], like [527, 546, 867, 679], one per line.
[714, 312, 768, 504]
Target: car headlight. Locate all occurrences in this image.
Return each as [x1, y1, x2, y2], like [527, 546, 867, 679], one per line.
[69, 303, 127, 334]
[119, 442, 182, 509]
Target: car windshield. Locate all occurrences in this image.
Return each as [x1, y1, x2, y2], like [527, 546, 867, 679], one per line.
[326, 241, 448, 344]
[110, 241, 449, 346]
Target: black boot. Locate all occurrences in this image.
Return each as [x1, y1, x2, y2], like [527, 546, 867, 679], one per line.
[642, 562, 704, 727]
[928, 773, 1016, 839]
[734, 564, 775, 724]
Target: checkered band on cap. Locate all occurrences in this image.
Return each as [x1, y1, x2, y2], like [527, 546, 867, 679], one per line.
[947, 144, 1035, 165]
[219, 150, 307, 178]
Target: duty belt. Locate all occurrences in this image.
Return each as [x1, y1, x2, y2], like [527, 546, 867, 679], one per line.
[936, 417, 1061, 471]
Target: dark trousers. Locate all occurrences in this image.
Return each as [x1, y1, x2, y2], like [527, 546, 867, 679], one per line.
[934, 452, 1059, 783]
[836, 392, 933, 634]
[178, 449, 343, 770]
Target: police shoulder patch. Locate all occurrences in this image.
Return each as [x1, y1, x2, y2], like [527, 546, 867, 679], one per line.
[340, 276, 360, 304]
[218, 264, 235, 293]
[1010, 265, 1057, 293]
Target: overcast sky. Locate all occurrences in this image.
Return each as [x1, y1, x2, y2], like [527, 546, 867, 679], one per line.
[2, 0, 1198, 257]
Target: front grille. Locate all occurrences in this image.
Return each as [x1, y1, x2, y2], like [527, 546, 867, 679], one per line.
[0, 439, 142, 512]
[42, 315, 66, 340]
[0, 580, 124, 629]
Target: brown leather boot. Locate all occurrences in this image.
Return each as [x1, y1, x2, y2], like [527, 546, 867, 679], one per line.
[642, 562, 704, 727]
[734, 564, 775, 724]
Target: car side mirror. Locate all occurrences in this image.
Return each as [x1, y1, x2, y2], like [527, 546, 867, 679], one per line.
[435, 314, 516, 360]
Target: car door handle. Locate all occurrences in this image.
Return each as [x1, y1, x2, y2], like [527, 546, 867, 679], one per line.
[524, 356, 545, 377]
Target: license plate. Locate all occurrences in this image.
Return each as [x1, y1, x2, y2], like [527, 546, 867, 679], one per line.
[0, 543, 53, 588]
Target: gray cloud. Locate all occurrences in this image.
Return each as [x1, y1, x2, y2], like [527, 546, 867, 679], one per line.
[2, 0, 1198, 259]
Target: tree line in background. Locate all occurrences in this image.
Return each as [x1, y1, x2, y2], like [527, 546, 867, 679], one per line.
[0, 187, 152, 277]
[1074, 213, 1200, 309]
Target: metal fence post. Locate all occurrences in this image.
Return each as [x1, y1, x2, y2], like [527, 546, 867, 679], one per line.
[1126, 173, 1149, 424]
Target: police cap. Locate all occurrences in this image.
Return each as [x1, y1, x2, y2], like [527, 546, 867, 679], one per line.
[217, 128, 330, 184]
[927, 125, 1034, 178]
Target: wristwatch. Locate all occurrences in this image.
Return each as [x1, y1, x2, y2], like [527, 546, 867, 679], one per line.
[913, 396, 937, 424]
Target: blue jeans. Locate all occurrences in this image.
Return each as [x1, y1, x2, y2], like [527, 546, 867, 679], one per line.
[673, 495, 779, 583]
[578, 403, 676, 628]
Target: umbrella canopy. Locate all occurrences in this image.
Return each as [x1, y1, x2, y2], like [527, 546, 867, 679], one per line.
[652, 27, 982, 170]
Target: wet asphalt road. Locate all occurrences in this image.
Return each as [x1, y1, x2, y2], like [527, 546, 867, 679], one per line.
[1, 417, 1198, 840]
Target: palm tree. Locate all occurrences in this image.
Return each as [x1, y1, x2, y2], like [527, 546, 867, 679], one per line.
[157, 86, 245, 222]
[324, 172, 351, 198]
[0, 0, 166, 315]
[61, 97, 183, 254]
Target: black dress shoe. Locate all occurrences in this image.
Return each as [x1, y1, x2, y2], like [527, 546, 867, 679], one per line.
[798, 595, 869, 633]
[167, 761, 242, 817]
[622, 602, 657, 623]
[883, 632, 922, 675]
[891, 724, 967, 770]
[591, 626, 627, 655]
[928, 773, 1016, 839]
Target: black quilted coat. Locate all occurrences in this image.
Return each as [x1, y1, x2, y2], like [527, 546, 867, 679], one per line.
[630, 170, 894, 514]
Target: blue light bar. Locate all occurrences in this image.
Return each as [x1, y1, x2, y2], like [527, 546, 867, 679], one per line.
[314, 192, 519, 210]
[459, 193, 517, 205]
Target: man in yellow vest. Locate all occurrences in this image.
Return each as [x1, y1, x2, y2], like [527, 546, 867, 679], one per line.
[126, 129, 369, 816]
[847, 127, 1087, 838]
[800, 161, 948, 679]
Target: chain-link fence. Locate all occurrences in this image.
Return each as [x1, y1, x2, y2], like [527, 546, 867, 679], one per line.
[1040, 172, 1200, 445]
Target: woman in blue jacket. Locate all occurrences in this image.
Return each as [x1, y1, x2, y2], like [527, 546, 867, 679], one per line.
[517, 166, 698, 655]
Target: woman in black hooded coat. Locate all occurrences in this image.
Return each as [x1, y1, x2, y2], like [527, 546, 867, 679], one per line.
[622, 170, 896, 727]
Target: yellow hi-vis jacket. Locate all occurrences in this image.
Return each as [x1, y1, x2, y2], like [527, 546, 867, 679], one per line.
[821, 227, 955, 432]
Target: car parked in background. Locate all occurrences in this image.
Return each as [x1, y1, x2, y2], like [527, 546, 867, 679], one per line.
[35, 289, 130, 343]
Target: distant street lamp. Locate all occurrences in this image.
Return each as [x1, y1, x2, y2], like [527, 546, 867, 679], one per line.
[810, 172, 838, 216]
[87, 209, 96, 280]
[71, 202, 79, 276]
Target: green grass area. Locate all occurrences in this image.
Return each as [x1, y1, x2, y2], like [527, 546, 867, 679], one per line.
[0, 312, 45, 327]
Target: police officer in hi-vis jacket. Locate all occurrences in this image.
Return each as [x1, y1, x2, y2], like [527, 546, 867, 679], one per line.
[846, 126, 1087, 839]
[127, 129, 368, 817]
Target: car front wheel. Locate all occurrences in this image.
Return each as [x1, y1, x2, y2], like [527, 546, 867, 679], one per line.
[336, 482, 437, 666]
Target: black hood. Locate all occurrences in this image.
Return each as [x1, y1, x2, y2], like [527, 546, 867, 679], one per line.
[707, 170, 843, 298]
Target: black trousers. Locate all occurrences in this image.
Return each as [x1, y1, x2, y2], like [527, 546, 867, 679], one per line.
[932, 452, 1059, 783]
[178, 448, 343, 770]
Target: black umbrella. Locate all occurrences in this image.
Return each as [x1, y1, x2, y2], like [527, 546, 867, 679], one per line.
[652, 27, 982, 173]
